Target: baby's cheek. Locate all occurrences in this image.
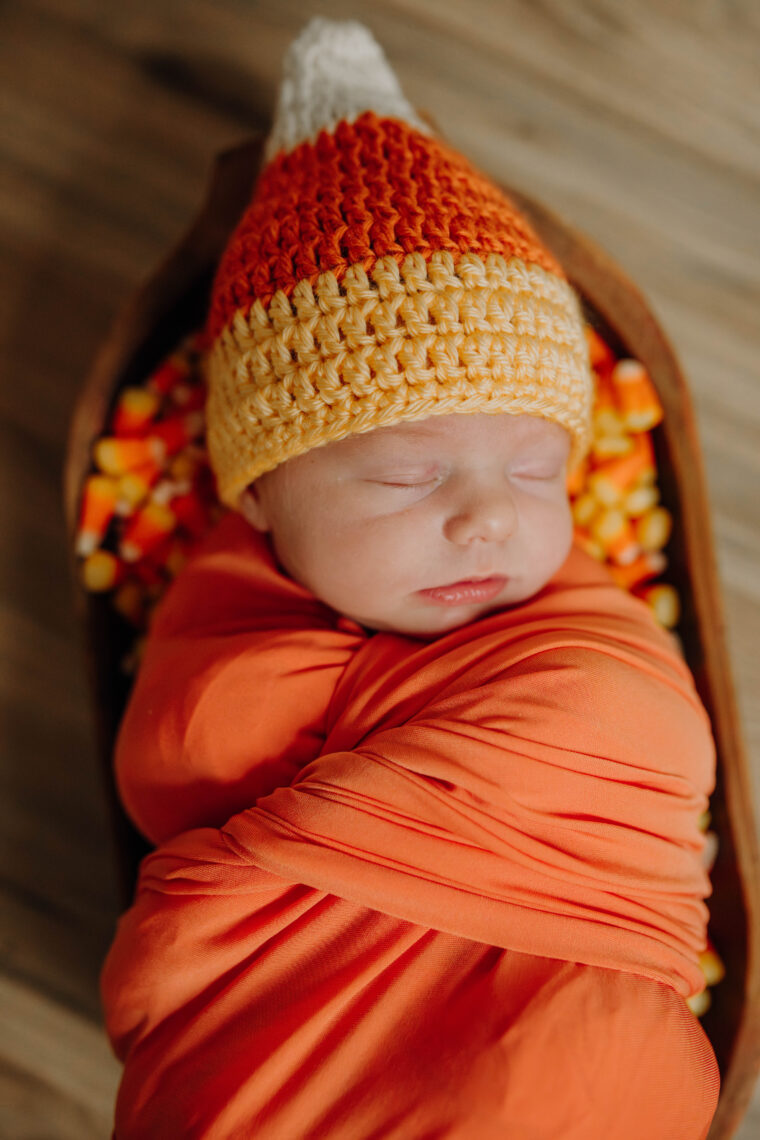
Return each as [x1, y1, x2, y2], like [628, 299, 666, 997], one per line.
[554, 509, 575, 572]
[555, 498, 574, 548]
[531, 496, 573, 572]
[312, 520, 384, 587]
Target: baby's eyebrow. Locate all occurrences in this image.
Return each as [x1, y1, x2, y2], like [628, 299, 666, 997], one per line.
[354, 424, 441, 448]
[336, 432, 434, 462]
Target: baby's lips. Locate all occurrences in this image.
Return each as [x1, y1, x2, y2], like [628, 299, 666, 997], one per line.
[427, 573, 506, 590]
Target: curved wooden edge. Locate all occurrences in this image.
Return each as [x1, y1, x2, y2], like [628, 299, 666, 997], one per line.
[498, 182, 760, 1139]
[62, 132, 265, 553]
[62, 134, 266, 905]
[63, 119, 760, 1132]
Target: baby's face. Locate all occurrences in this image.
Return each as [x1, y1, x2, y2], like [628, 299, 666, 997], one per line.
[239, 412, 573, 638]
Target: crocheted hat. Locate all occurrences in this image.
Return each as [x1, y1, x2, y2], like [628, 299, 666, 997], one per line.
[203, 17, 594, 509]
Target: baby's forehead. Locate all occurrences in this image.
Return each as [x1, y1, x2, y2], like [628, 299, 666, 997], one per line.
[331, 412, 568, 457]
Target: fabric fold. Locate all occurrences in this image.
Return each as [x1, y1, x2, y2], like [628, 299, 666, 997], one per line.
[103, 510, 719, 1137]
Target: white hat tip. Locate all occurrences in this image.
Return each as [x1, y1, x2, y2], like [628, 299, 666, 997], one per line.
[263, 17, 431, 163]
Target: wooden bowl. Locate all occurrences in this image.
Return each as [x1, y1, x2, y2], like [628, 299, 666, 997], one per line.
[64, 129, 760, 1139]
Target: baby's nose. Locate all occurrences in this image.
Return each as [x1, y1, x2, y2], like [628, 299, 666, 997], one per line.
[443, 479, 518, 545]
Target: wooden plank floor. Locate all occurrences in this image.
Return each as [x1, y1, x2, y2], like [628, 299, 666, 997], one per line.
[2, 0, 759, 1134]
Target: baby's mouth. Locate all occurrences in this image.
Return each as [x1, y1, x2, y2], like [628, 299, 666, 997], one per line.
[429, 573, 502, 589]
[416, 576, 509, 606]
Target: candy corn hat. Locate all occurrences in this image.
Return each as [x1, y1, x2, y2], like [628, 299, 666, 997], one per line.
[203, 17, 594, 509]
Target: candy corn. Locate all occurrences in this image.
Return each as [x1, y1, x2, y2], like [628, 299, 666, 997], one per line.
[623, 483, 659, 517]
[76, 475, 120, 557]
[686, 989, 711, 1017]
[592, 406, 627, 440]
[572, 491, 599, 528]
[699, 943, 726, 988]
[112, 386, 161, 436]
[115, 471, 154, 515]
[150, 478, 192, 507]
[637, 583, 681, 629]
[634, 506, 673, 552]
[610, 359, 664, 431]
[585, 471, 620, 508]
[81, 549, 125, 592]
[591, 434, 634, 461]
[120, 502, 177, 562]
[94, 436, 164, 478]
[590, 508, 639, 565]
[587, 434, 656, 506]
[608, 550, 667, 591]
[701, 830, 719, 873]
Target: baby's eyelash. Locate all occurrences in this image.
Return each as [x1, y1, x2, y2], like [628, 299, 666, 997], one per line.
[371, 467, 563, 487]
[377, 480, 435, 488]
[511, 467, 562, 480]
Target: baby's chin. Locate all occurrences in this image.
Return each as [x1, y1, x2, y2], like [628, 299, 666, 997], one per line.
[344, 590, 537, 641]
[347, 556, 573, 638]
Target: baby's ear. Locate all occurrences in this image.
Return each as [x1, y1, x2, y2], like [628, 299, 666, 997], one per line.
[238, 484, 270, 532]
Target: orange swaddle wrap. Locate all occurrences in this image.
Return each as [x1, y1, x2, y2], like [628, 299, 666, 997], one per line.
[101, 512, 719, 1138]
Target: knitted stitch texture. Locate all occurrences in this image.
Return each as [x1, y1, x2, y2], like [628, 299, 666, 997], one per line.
[206, 113, 566, 337]
[261, 17, 431, 164]
[202, 21, 594, 508]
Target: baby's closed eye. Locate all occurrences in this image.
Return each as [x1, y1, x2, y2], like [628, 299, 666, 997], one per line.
[509, 464, 565, 480]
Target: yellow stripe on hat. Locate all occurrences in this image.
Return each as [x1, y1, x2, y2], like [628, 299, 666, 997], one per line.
[205, 250, 593, 507]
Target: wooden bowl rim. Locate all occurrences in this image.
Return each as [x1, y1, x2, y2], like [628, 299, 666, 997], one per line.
[63, 126, 760, 1138]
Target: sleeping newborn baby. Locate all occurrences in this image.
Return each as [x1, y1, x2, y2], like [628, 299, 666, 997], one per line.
[237, 409, 573, 638]
[100, 17, 720, 1139]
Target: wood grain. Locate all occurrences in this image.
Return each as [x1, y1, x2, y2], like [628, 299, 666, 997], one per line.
[2, 0, 759, 1135]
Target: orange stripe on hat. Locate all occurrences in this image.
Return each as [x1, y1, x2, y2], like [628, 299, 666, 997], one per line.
[205, 112, 567, 343]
